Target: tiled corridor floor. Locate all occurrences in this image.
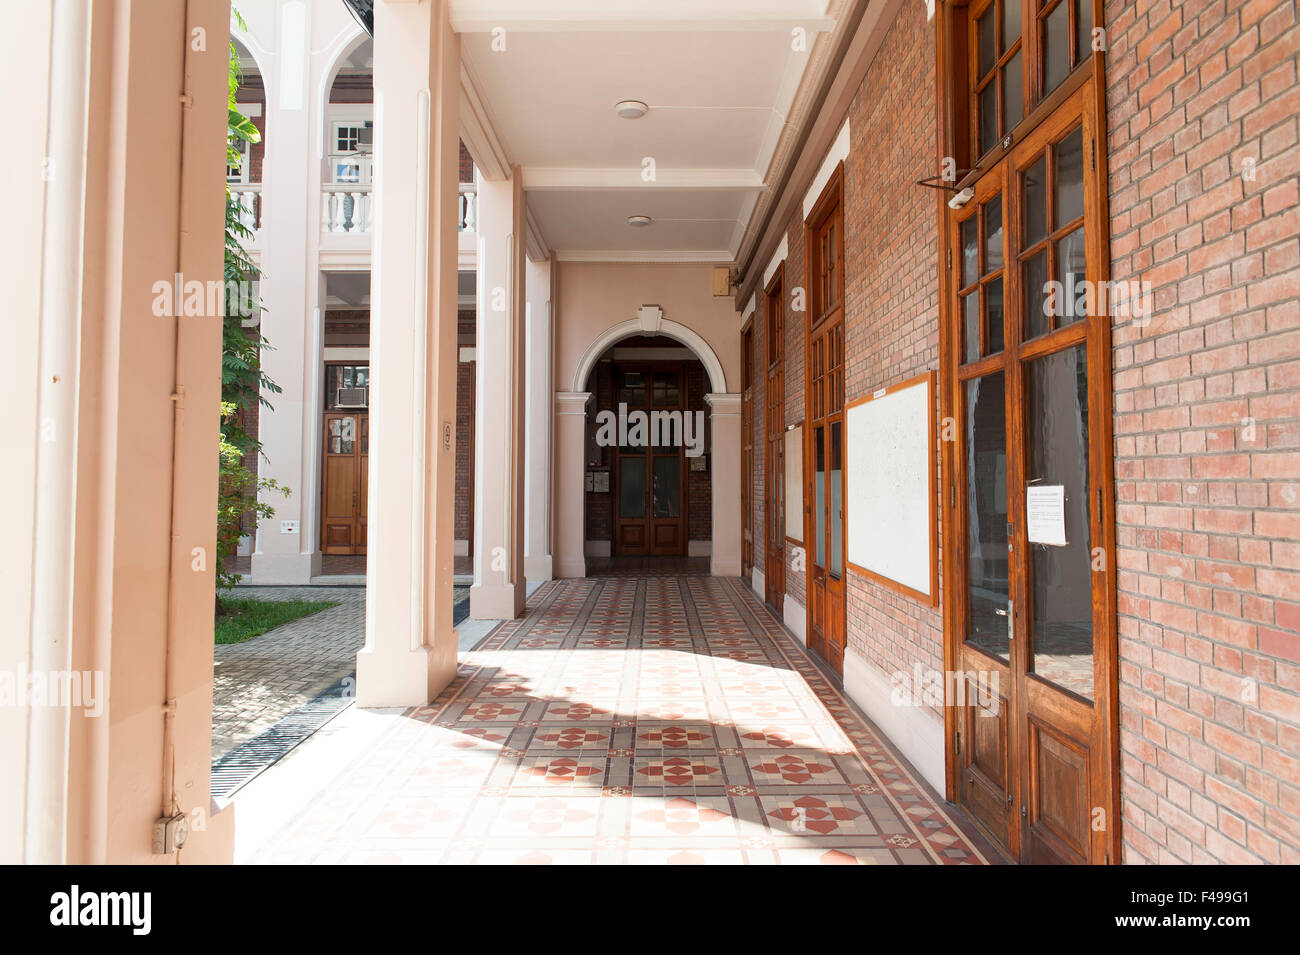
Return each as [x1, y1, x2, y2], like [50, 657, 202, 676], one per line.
[239, 576, 993, 864]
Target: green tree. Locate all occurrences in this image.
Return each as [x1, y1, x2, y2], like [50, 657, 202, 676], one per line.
[218, 13, 289, 597]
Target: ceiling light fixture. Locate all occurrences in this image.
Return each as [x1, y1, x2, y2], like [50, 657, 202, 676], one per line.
[627, 215, 652, 227]
[615, 100, 649, 120]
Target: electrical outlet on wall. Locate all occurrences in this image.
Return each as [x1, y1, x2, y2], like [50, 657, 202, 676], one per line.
[280, 520, 299, 534]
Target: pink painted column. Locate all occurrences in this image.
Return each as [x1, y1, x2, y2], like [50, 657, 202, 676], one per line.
[469, 171, 527, 618]
[356, 0, 460, 706]
[707, 393, 743, 577]
[553, 392, 591, 578]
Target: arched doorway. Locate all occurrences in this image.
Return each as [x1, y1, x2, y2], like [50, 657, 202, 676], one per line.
[556, 313, 740, 579]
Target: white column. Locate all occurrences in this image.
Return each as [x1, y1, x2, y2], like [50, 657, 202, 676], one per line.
[707, 393, 743, 576]
[524, 256, 554, 581]
[355, 0, 460, 706]
[470, 170, 527, 618]
[249, 0, 316, 584]
[553, 391, 591, 578]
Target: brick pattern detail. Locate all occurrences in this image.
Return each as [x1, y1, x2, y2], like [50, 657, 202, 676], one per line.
[459, 139, 475, 183]
[784, 197, 808, 612]
[687, 362, 712, 541]
[456, 309, 476, 545]
[1105, 0, 1300, 864]
[840, 0, 944, 704]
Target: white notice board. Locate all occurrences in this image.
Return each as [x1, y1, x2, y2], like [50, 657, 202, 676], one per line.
[844, 372, 937, 604]
[784, 424, 804, 542]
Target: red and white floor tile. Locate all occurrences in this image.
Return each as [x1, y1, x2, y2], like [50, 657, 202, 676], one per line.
[245, 576, 994, 865]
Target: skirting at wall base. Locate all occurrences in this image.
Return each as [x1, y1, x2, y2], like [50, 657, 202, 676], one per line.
[250, 551, 318, 586]
[842, 650, 946, 794]
[783, 595, 806, 644]
[524, 554, 553, 580]
[750, 568, 765, 602]
[688, 540, 712, 557]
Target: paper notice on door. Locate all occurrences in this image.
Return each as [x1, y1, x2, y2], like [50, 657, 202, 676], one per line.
[1026, 484, 1067, 546]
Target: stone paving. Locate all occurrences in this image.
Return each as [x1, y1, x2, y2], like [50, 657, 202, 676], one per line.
[213, 586, 366, 760]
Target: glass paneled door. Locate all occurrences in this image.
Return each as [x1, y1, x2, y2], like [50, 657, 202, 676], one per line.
[613, 365, 688, 556]
[949, 81, 1116, 864]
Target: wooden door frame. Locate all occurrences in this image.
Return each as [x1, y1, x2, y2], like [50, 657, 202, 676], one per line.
[803, 162, 847, 674]
[741, 320, 755, 580]
[609, 360, 690, 557]
[320, 360, 370, 557]
[935, 0, 1119, 863]
[764, 263, 786, 608]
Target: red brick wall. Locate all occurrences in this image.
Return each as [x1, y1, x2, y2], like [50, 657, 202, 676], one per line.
[459, 140, 475, 184]
[1105, 0, 1300, 864]
[840, 0, 945, 694]
[784, 199, 808, 611]
[585, 362, 613, 543]
[456, 309, 476, 544]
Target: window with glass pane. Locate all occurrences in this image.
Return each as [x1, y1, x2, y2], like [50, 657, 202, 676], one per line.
[814, 427, 826, 569]
[972, 0, 1024, 157]
[1039, 0, 1091, 98]
[957, 195, 1006, 362]
[965, 373, 1009, 662]
[829, 422, 843, 580]
[1020, 126, 1086, 339]
[1027, 345, 1093, 699]
[619, 456, 646, 518]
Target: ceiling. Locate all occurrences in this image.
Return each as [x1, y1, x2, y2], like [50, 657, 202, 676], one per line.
[454, 0, 847, 264]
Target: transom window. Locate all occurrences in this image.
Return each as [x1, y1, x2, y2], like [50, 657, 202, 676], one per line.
[967, 0, 1094, 161]
[807, 164, 844, 327]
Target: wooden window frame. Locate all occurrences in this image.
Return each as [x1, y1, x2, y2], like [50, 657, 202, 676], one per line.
[805, 162, 844, 330]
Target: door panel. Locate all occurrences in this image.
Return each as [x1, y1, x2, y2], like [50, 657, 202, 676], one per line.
[947, 78, 1116, 864]
[611, 364, 688, 556]
[321, 412, 363, 555]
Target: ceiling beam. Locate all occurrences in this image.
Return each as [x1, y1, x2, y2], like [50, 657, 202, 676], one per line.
[459, 61, 510, 180]
[522, 167, 765, 191]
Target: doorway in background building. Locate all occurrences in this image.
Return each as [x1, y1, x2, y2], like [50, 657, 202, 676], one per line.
[611, 363, 688, 556]
[320, 362, 369, 555]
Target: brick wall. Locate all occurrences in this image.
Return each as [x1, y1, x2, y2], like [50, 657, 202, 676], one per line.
[751, 302, 766, 576]
[459, 140, 475, 184]
[1105, 0, 1300, 864]
[841, 0, 945, 696]
[585, 362, 613, 543]
[456, 309, 476, 544]
[784, 199, 808, 611]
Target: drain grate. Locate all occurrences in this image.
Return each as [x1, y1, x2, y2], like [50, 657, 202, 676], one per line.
[210, 675, 355, 804]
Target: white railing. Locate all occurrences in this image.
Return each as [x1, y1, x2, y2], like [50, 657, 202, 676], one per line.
[317, 179, 476, 236]
[459, 182, 477, 233]
[322, 185, 373, 234]
[231, 183, 261, 232]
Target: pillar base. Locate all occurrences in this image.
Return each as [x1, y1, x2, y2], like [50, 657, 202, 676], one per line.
[470, 580, 526, 619]
[524, 554, 553, 581]
[249, 550, 318, 585]
[355, 644, 451, 708]
[554, 556, 587, 579]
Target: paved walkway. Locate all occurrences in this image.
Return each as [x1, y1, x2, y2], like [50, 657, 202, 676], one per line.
[213, 587, 366, 759]
[236, 576, 994, 864]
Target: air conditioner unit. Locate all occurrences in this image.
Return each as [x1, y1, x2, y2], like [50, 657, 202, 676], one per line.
[336, 386, 368, 408]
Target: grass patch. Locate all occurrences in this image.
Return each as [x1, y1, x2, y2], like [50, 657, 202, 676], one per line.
[215, 597, 338, 645]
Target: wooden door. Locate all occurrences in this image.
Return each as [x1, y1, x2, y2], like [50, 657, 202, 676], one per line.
[741, 326, 755, 580]
[805, 167, 846, 676]
[949, 78, 1117, 864]
[765, 269, 785, 608]
[321, 411, 366, 554]
[612, 364, 688, 556]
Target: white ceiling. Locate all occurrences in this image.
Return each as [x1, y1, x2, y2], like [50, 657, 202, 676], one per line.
[456, 0, 842, 263]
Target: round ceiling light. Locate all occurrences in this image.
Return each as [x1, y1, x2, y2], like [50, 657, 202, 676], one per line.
[615, 100, 649, 120]
[627, 215, 653, 227]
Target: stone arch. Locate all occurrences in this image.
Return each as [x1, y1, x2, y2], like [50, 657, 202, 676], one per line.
[570, 312, 728, 395]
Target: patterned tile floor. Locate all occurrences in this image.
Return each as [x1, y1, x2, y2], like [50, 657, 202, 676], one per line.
[241, 575, 994, 864]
